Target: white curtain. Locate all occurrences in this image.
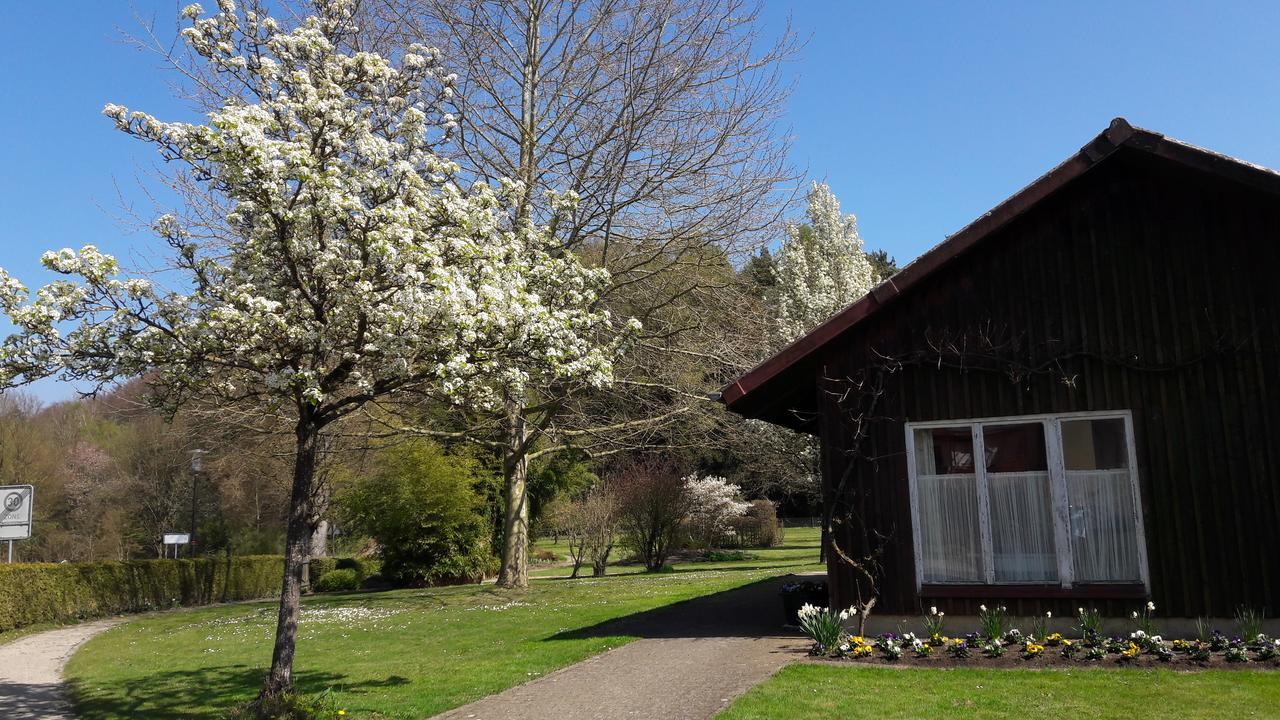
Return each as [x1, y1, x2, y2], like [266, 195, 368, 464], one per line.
[987, 471, 1058, 582]
[917, 474, 984, 582]
[1068, 469, 1141, 582]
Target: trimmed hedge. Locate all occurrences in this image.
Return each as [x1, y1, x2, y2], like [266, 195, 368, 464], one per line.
[0, 555, 282, 633]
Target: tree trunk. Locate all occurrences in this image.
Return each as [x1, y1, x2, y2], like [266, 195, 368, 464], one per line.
[592, 542, 612, 577]
[496, 396, 530, 589]
[494, 1, 541, 592]
[309, 519, 329, 559]
[260, 418, 320, 699]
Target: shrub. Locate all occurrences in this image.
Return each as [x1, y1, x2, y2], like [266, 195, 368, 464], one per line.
[338, 440, 497, 587]
[335, 557, 381, 581]
[683, 475, 749, 550]
[308, 556, 381, 590]
[308, 557, 337, 585]
[564, 483, 619, 578]
[0, 555, 281, 633]
[732, 499, 781, 548]
[613, 458, 689, 572]
[312, 568, 360, 593]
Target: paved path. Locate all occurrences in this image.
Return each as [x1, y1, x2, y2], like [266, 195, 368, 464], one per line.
[0, 619, 123, 720]
[433, 575, 810, 720]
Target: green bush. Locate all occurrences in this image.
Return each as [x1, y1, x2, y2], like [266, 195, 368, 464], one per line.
[338, 440, 498, 587]
[312, 568, 360, 593]
[732, 499, 782, 548]
[0, 555, 281, 633]
[309, 556, 382, 591]
[308, 557, 338, 585]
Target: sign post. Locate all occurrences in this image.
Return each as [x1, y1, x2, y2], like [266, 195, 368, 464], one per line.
[163, 533, 191, 559]
[0, 485, 34, 563]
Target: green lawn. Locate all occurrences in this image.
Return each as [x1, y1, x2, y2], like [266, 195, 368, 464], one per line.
[716, 663, 1280, 720]
[67, 528, 821, 719]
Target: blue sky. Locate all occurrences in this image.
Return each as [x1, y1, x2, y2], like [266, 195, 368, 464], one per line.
[3, 1, 1280, 403]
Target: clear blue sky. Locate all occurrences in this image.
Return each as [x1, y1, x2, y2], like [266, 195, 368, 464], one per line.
[3, 1, 1280, 403]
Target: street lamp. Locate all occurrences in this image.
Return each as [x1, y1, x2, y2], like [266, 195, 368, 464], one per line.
[189, 449, 207, 558]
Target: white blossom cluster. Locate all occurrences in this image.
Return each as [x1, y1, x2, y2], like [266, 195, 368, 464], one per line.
[0, 0, 620, 416]
[770, 182, 878, 343]
[683, 474, 750, 540]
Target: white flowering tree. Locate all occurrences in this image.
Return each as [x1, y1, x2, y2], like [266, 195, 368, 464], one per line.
[0, 0, 614, 701]
[683, 474, 750, 550]
[770, 182, 878, 344]
[766, 182, 877, 564]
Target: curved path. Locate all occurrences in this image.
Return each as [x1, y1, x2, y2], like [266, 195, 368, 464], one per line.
[0, 619, 123, 720]
[432, 575, 811, 720]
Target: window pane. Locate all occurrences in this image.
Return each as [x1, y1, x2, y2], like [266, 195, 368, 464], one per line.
[983, 423, 1057, 582]
[915, 426, 974, 475]
[914, 428, 982, 582]
[1063, 419, 1140, 582]
[1062, 418, 1127, 470]
[983, 423, 1048, 472]
[917, 474, 984, 582]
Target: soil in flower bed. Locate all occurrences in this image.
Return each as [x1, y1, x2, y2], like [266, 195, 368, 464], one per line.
[812, 649, 1280, 671]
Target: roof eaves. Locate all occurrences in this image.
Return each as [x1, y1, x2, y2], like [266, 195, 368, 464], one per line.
[720, 118, 1141, 414]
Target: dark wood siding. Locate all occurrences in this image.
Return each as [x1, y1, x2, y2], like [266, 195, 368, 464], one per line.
[817, 148, 1280, 617]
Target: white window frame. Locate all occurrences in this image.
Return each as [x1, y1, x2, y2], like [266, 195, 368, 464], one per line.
[904, 410, 1150, 592]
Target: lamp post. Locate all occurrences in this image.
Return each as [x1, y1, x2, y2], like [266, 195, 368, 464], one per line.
[189, 449, 206, 559]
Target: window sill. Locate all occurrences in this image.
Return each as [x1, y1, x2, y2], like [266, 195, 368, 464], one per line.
[919, 583, 1147, 600]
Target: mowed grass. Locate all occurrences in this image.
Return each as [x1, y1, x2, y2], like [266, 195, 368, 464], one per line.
[529, 524, 819, 579]
[716, 663, 1280, 720]
[67, 528, 821, 719]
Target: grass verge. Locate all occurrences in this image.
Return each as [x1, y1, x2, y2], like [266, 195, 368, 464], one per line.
[715, 663, 1280, 719]
[67, 528, 821, 719]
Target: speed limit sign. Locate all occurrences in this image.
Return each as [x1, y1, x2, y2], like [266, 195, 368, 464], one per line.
[0, 485, 33, 541]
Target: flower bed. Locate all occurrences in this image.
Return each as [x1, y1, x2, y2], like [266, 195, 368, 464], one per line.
[796, 602, 1280, 671]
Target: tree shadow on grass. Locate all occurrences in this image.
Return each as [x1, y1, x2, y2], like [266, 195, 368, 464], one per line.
[70, 665, 409, 720]
[545, 574, 816, 642]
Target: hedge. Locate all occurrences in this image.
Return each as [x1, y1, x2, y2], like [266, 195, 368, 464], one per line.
[0, 555, 282, 633]
[313, 568, 361, 593]
[309, 556, 381, 588]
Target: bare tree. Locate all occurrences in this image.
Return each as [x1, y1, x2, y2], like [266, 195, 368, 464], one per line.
[613, 458, 688, 571]
[361, 0, 798, 589]
[565, 484, 619, 577]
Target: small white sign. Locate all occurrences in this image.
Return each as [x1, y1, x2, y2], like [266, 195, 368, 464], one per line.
[0, 485, 33, 541]
[163, 533, 191, 545]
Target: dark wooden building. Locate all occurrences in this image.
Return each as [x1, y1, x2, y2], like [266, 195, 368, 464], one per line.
[723, 119, 1280, 618]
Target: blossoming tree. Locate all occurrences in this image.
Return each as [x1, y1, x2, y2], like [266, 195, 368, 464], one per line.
[770, 182, 878, 343]
[683, 474, 750, 550]
[0, 0, 614, 700]
[766, 181, 878, 565]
